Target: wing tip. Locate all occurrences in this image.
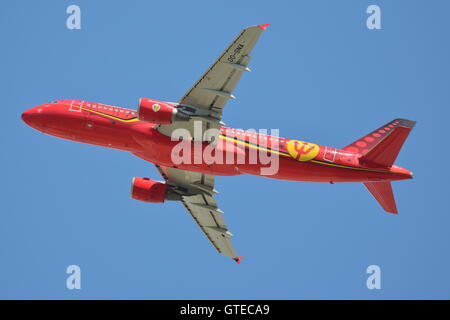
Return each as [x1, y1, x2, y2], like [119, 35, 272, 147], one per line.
[257, 24, 271, 30]
[233, 256, 245, 264]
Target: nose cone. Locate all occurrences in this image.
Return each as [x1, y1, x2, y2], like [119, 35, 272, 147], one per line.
[22, 106, 45, 130]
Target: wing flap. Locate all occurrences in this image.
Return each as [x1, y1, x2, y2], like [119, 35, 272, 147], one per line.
[157, 25, 268, 140]
[179, 25, 266, 111]
[154, 165, 238, 259]
[181, 194, 237, 258]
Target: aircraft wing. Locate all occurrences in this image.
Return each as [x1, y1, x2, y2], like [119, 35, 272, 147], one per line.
[154, 165, 242, 263]
[157, 24, 269, 140]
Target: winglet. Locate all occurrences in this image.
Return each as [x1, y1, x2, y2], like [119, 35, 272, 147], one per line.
[233, 256, 244, 264]
[257, 24, 270, 30]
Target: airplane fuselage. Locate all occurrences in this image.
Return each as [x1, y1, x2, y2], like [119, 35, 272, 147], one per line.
[22, 100, 412, 183]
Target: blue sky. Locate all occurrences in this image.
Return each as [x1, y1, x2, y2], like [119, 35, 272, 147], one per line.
[1, 0, 449, 299]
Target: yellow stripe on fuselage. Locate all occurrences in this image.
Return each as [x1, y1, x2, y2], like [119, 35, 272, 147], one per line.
[310, 159, 388, 173]
[219, 134, 390, 174]
[219, 134, 290, 157]
[67, 103, 390, 174]
[61, 102, 140, 123]
[80, 107, 140, 123]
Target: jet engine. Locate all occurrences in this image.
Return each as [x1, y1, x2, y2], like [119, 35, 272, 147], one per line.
[131, 177, 181, 203]
[138, 98, 190, 124]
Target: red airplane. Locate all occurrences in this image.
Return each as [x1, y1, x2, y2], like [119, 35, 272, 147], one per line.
[22, 25, 414, 263]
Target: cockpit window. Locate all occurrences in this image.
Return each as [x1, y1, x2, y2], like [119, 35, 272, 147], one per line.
[50, 100, 58, 103]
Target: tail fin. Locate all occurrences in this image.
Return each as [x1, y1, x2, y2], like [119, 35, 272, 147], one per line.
[364, 182, 398, 214]
[345, 118, 416, 214]
[344, 118, 416, 167]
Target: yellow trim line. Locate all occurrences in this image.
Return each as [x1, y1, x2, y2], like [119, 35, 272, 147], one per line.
[220, 134, 391, 174]
[81, 107, 140, 122]
[67, 103, 390, 174]
[61, 102, 140, 123]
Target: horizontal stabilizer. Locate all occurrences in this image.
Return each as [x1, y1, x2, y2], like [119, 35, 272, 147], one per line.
[364, 181, 398, 214]
[344, 119, 416, 167]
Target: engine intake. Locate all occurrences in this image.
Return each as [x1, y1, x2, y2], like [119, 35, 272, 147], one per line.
[131, 177, 181, 203]
[138, 98, 189, 124]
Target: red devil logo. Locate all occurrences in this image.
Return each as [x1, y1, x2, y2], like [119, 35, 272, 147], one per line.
[293, 142, 314, 161]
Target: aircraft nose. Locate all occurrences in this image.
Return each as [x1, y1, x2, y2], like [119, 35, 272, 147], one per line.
[21, 109, 32, 124]
[22, 107, 46, 130]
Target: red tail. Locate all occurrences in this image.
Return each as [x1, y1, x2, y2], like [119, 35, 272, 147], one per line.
[364, 182, 398, 214]
[345, 119, 416, 214]
[344, 118, 416, 167]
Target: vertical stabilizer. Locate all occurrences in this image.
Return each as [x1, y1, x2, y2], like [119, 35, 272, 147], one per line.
[344, 119, 416, 167]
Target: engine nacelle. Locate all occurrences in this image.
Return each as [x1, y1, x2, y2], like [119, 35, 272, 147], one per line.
[131, 177, 181, 203]
[138, 98, 189, 124]
[131, 177, 167, 203]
